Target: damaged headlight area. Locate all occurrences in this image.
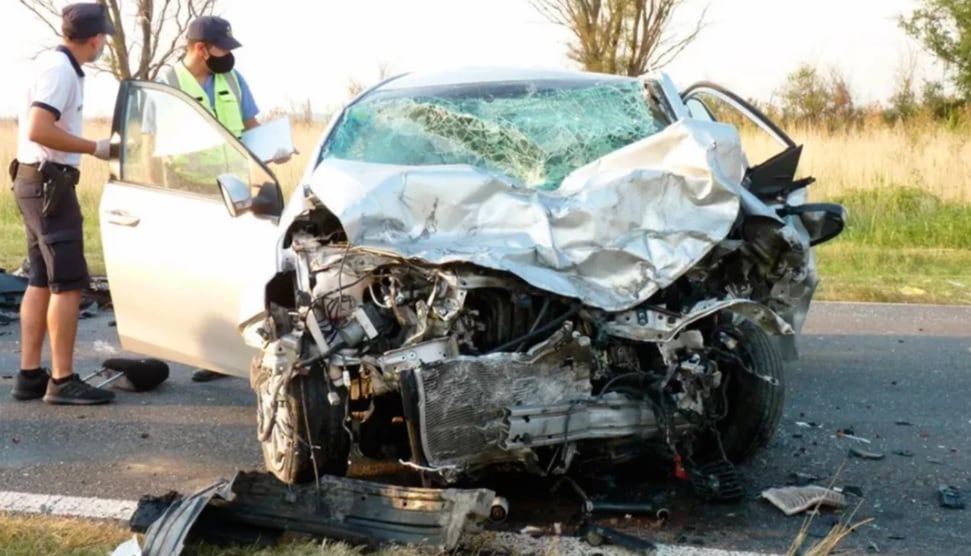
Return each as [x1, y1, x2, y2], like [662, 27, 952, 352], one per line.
[250, 227, 788, 495]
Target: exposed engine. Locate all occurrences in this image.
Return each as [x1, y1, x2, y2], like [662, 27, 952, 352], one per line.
[251, 211, 804, 487]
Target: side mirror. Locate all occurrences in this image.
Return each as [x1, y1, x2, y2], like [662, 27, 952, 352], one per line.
[779, 202, 847, 247]
[217, 174, 252, 217]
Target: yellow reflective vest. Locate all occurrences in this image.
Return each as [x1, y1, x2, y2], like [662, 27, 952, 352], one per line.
[158, 63, 247, 187]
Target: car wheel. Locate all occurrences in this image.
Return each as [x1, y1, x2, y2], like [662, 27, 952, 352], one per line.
[701, 317, 786, 463]
[257, 366, 351, 484]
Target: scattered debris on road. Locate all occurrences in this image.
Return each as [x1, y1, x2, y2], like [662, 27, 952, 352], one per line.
[836, 428, 872, 444]
[788, 472, 821, 486]
[892, 450, 915, 458]
[762, 485, 847, 516]
[577, 522, 657, 553]
[938, 486, 965, 509]
[81, 358, 170, 392]
[849, 448, 885, 460]
[835, 485, 864, 498]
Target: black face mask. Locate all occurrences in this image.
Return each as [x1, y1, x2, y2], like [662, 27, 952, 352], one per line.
[205, 51, 235, 74]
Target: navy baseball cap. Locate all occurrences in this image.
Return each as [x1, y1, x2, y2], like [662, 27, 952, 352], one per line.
[187, 16, 242, 50]
[62, 2, 116, 40]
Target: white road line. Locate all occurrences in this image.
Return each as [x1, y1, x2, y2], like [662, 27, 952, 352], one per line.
[0, 490, 783, 556]
[0, 490, 136, 521]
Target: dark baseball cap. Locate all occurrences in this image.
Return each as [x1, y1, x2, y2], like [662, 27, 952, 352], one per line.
[187, 16, 242, 50]
[62, 2, 116, 40]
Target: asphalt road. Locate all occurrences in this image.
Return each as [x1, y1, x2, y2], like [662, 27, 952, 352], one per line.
[1, 301, 969, 555]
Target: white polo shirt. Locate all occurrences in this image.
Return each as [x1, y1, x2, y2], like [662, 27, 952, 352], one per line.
[16, 46, 86, 167]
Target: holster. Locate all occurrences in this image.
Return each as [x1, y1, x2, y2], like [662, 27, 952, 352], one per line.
[39, 161, 80, 217]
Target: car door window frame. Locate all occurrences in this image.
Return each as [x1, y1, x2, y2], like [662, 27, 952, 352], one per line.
[110, 79, 283, 212]
[681, 81, 796, 152]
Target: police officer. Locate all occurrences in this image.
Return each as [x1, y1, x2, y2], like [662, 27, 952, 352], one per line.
[10, 3, 116, 404]
[156, 15, 287, 382]
[157, 15, 262, 139]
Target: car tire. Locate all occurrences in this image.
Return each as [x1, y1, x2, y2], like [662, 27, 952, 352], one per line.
[259, 369, 351, 484]
[705, 317, 786, 463]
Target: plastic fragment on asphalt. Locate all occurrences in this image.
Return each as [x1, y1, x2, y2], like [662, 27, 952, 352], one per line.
[761, 486, 847, 516]
[849, 448, 885, 460]
[938, 485, 965, 509]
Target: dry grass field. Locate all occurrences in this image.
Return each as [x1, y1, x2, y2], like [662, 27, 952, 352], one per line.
[2, 116, 970, 304]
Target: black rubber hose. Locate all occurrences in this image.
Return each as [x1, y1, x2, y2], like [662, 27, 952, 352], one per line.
[486, 304, 581, 354]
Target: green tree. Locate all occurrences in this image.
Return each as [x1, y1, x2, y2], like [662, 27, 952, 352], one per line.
[899, 0, 971, 99]
[775, 63, 858, 127]
[530, 0, 709, 76]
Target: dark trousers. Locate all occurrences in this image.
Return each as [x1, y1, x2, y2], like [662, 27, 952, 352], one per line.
[11, 162, 89, 293]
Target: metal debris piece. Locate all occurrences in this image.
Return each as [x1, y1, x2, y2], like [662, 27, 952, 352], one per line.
[892, 450, 914, 458]
[837, 430, 872, 444]
[938, 486, 965, 509]
[927, 457, 945, 465]
[787, 472, 820, 486]
[688, 460, 744, 501]
[762, 486, 847, 516]
[796, 421, 822, 429]
[849, 448, 885, 460]
[128, 470, 494, 555]
[577, 522, 657, 553]
[895, 421, 913, 426]
[835, 486, 864, 497]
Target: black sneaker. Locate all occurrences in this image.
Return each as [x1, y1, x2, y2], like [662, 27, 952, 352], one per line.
[43, 374, 115, 405]
[12, 369, 50, 400]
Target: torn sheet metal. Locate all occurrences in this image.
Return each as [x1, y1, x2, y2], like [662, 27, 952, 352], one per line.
[306, 118, 745, 312]
[126, 471, 494, 554]
[140, 477, 234, 556]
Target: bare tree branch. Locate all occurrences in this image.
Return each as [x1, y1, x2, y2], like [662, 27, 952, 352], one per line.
[17, 0, 61, 37]
[18, 0, 220, 81]
[530, 0, 709, 76]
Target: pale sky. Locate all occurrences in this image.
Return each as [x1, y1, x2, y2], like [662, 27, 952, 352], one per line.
[0, 0, 943, 118]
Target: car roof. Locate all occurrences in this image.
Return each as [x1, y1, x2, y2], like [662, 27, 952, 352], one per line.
[373, 66, 641, 92]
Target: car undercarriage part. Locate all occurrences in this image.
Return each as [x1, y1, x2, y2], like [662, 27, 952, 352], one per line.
[129, 470, 496, 554]
[553, 476, 671, 522]
[685, 459, 744, 502]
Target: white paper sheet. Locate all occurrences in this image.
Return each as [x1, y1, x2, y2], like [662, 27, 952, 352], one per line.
[241, 116, 296, 162]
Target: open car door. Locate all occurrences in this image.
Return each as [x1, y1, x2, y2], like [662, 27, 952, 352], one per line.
[99, 80, 284, 377]
[680, 82, 816, 203]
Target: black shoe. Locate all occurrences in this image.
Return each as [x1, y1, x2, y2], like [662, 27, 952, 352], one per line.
[12, 368, 50, 400]
[191, 369, 227, 382]
[42, 374, 115, 405]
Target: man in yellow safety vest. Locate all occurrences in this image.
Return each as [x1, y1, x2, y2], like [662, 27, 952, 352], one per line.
[155, 16, 289, 382]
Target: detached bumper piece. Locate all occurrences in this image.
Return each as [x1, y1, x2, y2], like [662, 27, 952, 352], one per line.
[130, 471, 495, 555]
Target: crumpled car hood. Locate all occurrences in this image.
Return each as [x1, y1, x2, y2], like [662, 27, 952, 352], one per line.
[304, 118, 746, 312]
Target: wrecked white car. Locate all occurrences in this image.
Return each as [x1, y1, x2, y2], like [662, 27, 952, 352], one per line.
[100, 67, 845, 492]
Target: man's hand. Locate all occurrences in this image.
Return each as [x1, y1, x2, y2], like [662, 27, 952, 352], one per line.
[92, 138, 112, 160]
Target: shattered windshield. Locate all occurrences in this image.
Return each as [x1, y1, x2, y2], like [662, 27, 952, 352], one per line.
[321, 78, 671, 190]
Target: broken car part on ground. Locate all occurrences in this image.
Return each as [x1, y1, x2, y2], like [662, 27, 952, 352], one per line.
[94, 67, 847, 542]
[117, 471, 496, 555]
